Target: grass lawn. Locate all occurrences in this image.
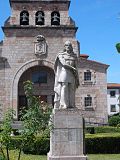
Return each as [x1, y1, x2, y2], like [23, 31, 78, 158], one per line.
[85, 132, 120, 138]
[1, 150, 47, 160]
[88, 154, 120, 160]
[1, 151, 120, 160]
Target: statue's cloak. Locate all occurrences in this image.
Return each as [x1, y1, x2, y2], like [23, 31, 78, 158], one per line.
[54, 52, 79, 108]
[54, 53, 63, 108]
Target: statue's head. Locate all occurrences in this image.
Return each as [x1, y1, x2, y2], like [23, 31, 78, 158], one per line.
[64, 41, 73, 53]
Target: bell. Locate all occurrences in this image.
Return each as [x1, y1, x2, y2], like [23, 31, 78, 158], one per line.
[21, 13, 28, 22]
[37, 13, 43, 22]
[37, 17, 43, 23]
[22, 17, 27, 22]
[52, 13, 60, 25]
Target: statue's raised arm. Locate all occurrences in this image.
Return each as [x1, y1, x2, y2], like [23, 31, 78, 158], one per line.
[54, 41, 79, 109]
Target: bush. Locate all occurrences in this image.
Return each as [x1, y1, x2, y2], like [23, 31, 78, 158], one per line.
[86, 135, 120, 154]
[12, 129, 20, 136]
[9, 136, 22, 149]
[0, 156, 5, 160]
[23, 137, 50, 155]
[10, 134, 120, 154]
[116, 43, 120, 53]
[9, 136, 50, 155]
[94, 126, 120, 133]
[86, 127, 95, 134]
[108, 115, 120, 127]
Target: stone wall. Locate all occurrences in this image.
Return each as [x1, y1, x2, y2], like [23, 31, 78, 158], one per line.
[76, 58, 108, 124]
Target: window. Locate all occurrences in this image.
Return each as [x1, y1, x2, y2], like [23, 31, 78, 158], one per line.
[84, 95, 92, 107]
[84, 70, 91, 81]
[35, 11, 44, 25]
[110, 105, 116, 112]
[32, 71, 47, 84]
[110, 91, 116, 97]
[51, 11, 60, 25]
[20, 10, 29, 25]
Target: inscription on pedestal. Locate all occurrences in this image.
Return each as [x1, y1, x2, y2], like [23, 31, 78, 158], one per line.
[47, 109, 88, 160]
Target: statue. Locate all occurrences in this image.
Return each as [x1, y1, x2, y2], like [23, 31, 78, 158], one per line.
[54, 41, 79, 109]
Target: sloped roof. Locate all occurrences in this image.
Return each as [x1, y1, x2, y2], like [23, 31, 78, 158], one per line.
[79, 54, 109, 69]
[107, 83, 120, 89]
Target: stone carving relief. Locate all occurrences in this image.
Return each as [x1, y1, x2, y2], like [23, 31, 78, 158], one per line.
[34, 35, 47, 56]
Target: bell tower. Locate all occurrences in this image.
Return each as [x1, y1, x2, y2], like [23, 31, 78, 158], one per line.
[8, 0, 74, 26]
[3, 0, 79, 57]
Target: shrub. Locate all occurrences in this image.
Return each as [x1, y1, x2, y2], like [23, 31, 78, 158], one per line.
[108, 115, 120, 127]
[9, 136, 50, 155]
[116, 43, 120, 53]
[9, 134, 120, 155]
[0, 155, 5, 160]
[10, 137, 22, 150]
[23, 137, 50, 155]
[86, 135, 120, 154]
[86, 127, 95, 134]
[94, 126, 120, 133]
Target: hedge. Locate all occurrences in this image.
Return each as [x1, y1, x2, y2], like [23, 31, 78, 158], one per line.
[8, 134, 120, 154]
[86, 136, 120, 154]
[23, 137, 50, 155]
[8, 136, 49, 155]
[86, 126, 120, 134]
[108, 115, 120, 126]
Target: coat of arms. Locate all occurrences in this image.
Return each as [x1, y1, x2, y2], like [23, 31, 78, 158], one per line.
[34, 35, 47, 56]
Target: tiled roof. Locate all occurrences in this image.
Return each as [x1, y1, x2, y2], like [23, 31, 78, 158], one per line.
[80, 54, 89, 59]
[107, 83, 120, 88]
[79, 54, 109, 68]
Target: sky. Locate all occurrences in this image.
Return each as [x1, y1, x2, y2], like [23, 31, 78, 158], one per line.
[0, 0, 120, 83]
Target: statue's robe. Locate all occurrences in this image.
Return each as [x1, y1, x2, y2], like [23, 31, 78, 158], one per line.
[54, 51, 79, 109]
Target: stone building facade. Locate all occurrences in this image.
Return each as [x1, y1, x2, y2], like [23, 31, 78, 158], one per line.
[107, 83, 120, 116]
[0, 0, 109, 124]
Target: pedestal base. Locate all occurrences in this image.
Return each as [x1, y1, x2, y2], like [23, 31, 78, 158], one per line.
[47, 109, 87, 160]
[48, 153, 87, 160]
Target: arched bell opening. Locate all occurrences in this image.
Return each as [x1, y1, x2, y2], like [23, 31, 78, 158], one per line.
[18, 65, 55, 120]
[20, 10, 29, 25]
[35, 11, 45, 25]
[51, 11, 60, 26]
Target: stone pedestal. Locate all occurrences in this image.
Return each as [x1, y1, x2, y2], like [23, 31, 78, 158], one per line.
[47, 109, 88, 160]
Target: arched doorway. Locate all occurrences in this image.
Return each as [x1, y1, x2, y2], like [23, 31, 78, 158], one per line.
[18, 65, 54, 119]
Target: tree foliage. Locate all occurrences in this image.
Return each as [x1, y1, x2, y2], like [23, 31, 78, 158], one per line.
[116, 43, 120, 53]
[108, 115, 120, 127]
[0, 109, 15, 160]
[0, 80, 52, 160]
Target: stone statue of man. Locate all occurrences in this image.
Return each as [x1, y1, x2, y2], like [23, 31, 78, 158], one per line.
[54, 41, 79, 109]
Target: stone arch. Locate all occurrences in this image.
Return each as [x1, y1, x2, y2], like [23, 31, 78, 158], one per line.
[20, 10, 29, 25]
[35, 11, 45, 25]
[11, 59, 54, 119]
[51, 11, 60, 25]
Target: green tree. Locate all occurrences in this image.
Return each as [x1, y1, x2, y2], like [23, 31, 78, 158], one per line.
[18, 80, 52, 160]
[0, 109, 15, 160]
[116, 43, 120, 53]
[0, 80, 52, 160]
